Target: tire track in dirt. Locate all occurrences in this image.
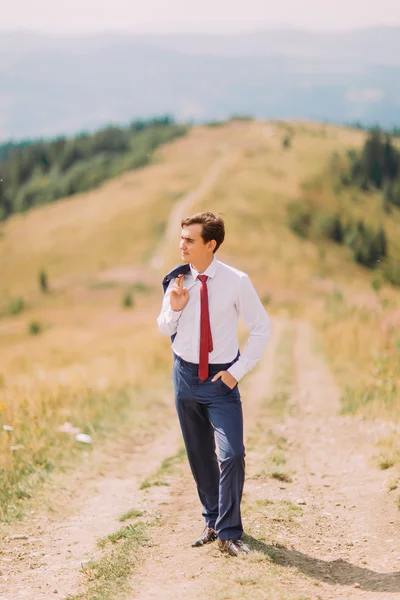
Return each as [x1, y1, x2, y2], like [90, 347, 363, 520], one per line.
[266, 321, 400, 599]
[0, 419, 182, 600]
[128, 319, 400, 600]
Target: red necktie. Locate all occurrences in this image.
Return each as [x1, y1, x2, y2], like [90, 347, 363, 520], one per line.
[198, 275, 213, 381]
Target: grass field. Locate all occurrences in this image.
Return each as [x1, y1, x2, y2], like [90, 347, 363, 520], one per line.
[1, 118, 400, 523]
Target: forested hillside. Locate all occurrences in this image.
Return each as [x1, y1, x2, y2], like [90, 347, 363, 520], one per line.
[287, 128, 400, 286]
[0, 117, 187, 220]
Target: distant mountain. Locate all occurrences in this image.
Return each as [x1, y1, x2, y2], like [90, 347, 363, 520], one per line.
[1, 28, 400, 141]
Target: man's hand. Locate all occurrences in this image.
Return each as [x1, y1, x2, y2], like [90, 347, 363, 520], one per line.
[170, 274, 189, 312]
[211, 370, 238, 390]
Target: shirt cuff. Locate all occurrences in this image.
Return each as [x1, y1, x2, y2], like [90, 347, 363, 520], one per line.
[227, 360, 247, 383]
[167, 307, 182, 323]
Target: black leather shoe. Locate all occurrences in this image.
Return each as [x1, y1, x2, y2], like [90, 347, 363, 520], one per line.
[218, 538, 250, 556]
[191, 526, 217, 547]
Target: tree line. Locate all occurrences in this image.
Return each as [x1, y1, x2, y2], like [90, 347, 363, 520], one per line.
[0, 117, 187, 220]
[288, 128, 400, 286]
[287, 205, 388, 270]
[346, 128, 400, 209]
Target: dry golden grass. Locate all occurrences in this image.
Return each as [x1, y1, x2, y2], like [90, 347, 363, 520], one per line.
[188, 120, 400, 421]
[1, 118, 400, 520]
[1, 126, 235, 295]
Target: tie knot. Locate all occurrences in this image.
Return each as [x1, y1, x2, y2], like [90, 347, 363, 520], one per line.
[198, 275, 208, 284]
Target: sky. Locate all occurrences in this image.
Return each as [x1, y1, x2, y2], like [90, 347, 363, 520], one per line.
[1, 0, 400, 34]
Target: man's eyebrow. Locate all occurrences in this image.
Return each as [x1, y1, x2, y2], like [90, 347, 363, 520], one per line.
[181, 234, 195, 242]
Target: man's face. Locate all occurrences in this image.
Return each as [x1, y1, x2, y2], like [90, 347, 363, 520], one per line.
[180, 224, 213, 264]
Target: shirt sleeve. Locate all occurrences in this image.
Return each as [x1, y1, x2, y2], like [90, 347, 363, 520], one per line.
[227, 274, 271, 383]
[156, 279, 183, 336]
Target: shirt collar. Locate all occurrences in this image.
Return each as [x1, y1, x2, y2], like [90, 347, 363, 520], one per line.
[190, 256, 218, 281]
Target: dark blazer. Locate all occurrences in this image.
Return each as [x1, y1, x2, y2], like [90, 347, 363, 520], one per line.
[162, 263, 191, 295]
[162, 263, 191, 342]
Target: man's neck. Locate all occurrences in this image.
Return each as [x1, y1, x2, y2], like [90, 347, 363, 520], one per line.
[191, 256, 214, 275]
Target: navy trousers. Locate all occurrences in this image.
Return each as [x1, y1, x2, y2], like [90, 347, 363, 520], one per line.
[173, 353, 245, 540]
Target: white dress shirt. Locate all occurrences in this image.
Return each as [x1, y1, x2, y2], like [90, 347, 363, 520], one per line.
[157, 257, 271, 383]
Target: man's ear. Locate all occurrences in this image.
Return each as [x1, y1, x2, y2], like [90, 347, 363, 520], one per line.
[208, 240, 217, 252]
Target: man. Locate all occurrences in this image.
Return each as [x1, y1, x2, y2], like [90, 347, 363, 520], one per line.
[157, 211, 271, 557]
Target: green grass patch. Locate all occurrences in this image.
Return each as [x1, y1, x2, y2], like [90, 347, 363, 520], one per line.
[69, 521, 152, 600]
[122, 291, 134, 309]
[379, 457, 395, 470]
[270, 451, 287, 466]
[235, 576, 258, 586]
[98, 522, 147, 548]
[270, 471, 293, 483]
[118, 509, 144, 522]
[139, 447, 186, 490]
[372, 434, 400, 472]
[1, 297, 26, 318]
[28, 320, 43, 335]
[251, 499, 302, 526]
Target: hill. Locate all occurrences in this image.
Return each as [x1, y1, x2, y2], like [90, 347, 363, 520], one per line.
[1, 120, 400, 598]
[1, 27, 400, 140]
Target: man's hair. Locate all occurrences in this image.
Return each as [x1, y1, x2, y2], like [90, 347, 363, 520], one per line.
[181, 212, 225, 253]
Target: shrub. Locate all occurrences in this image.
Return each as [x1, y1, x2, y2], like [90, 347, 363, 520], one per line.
[348, 222, 387, 268]
[282, 135, 291, 150]
[39, 269, 48, 293]
[28, 321, 42, 335]
[314, 213, 343, 243]
[286, 202, 313, 238]
[347, 130, 400, 209]
[123, 292, 134, 309]
[301, 210, 388, 271]
[5, 297, 25, 316]
[375, 226, 388, 257]
[371, 277, 382, 293]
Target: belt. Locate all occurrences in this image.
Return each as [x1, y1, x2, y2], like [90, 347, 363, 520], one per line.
[173, 351, 240, 371]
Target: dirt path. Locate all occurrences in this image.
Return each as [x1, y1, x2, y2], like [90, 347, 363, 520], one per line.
[2, 131, 400, 598]
[127, 321, 400, 600]
[149, 145, 239, 271]
[0, 318, 281, 600]
[0, 416, 182, 600]
[272, 321, 400, 598]
[2, 317, 400, 599]
[0, 143, 242, 600]
[128, 321, 283, 600]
